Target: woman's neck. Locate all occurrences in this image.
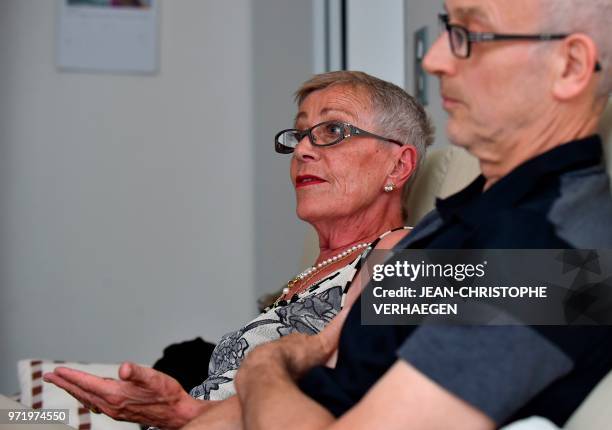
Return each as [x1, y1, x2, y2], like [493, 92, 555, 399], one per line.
[311, 203, 404, 265]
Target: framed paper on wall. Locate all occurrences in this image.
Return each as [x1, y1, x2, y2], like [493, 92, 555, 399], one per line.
[56, 0, 159, 74]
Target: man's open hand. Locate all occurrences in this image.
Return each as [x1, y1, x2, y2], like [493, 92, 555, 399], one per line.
[43, 362, 207, 429]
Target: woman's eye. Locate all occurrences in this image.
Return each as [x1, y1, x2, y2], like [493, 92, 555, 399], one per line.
[325, 123, 343, 135]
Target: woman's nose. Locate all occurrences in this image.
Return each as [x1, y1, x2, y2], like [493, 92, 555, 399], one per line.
[293, 135, 320, 162]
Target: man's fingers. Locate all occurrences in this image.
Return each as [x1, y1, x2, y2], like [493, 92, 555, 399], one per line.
[50, 367, 117, 396]
[120, 362, 179, 392]
[317, 308, 348, 356]
[43, 373, 110, 414]
[43, 371, 105, 404]
[44, 367, 172, 426]
[118, 362, 133, 381]
[42, 372, 66, 388]
[119, 362, 155, 385]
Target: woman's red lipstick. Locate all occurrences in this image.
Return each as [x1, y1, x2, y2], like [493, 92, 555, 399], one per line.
[295, 175, 326, 188]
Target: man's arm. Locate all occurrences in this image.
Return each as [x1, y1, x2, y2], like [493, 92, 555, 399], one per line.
[234, 333, 336, 430]
[235, 337, 495, 430]
[182, 395, 243, 430]
[326, 361, 495, 430]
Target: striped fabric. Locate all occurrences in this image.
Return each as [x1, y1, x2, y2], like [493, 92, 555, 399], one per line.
[17, 358, 138, 430]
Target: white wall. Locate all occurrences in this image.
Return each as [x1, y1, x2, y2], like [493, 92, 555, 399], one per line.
[0, 0, 447, 396]
[251, 0, 316, 299]
[404, 0, 449, 147]
[0, 0, 261, 394]
[346, 0, 405, 87]
[343, 0, 448, 147]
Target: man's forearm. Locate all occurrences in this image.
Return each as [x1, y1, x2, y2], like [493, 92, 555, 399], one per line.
[169, 395, 216, 429]
[236, 361, 335, 430]
[182, 395, 243, 430]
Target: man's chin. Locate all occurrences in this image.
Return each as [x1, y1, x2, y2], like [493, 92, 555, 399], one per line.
[446, 122, 472, 150]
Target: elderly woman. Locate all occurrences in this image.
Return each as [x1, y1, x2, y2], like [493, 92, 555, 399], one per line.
[43, 70, 433, 429]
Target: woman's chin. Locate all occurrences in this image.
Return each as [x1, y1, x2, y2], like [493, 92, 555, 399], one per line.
[296, 206, 329, 224]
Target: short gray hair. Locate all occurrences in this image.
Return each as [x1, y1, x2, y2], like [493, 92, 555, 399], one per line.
[295, 71, 434, 182]
[540, 0, 612, 98]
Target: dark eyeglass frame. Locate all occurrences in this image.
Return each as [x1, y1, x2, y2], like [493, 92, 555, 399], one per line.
[274, 120, 403, 154]
[438, 14, 602, 72]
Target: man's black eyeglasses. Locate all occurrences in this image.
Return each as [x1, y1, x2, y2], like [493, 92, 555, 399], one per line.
[438, 14, 602, 72]
[275, 121, 403, 154]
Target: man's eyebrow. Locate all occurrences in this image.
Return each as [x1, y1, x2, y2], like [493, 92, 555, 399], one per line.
[449, 6, 493, 26]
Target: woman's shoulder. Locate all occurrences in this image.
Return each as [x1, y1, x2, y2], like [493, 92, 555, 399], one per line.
[356, 226, 412, 266]
[373, 226, 413, 250]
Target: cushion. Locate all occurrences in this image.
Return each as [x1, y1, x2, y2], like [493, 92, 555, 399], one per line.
[501, 417, 561, 430]
[564, 368, 612, 429]
[17, 359, 140, 430]
[403, 145, 479, 226]
[152, 337, 215, 392]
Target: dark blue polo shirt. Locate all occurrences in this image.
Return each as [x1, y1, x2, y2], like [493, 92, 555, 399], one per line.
[407, 135, 611, 250]
[298, 135, 612, 426]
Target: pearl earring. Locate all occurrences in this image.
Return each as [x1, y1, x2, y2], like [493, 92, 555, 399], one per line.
[384, 183, 396, 193]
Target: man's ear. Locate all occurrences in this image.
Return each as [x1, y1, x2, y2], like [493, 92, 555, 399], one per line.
[552, 33, 600, 101]
[387, 145, 418, 188]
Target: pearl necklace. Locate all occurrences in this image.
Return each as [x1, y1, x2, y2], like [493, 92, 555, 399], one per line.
[281, 242, 370, 297]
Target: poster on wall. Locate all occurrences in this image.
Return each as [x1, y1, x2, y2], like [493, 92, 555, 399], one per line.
[57, 0, 159, 74]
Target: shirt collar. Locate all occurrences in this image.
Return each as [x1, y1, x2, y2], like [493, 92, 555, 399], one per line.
[436, 135, 604, 225]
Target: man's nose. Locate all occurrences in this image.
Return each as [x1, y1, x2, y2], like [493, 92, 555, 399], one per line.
[423, 32, 456, 76]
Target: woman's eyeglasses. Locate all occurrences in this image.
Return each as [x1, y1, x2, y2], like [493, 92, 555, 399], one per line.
[275, 121, 403, 154]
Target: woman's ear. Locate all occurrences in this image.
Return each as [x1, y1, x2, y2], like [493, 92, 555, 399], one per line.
[387, 145, 418, 188]
[552, 33, 600, 101]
